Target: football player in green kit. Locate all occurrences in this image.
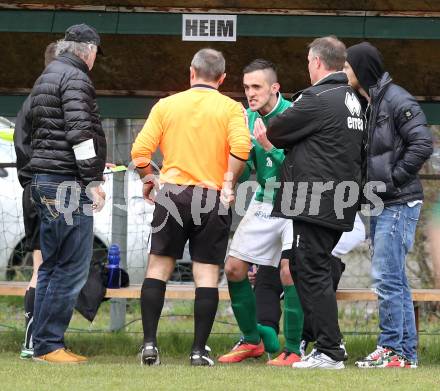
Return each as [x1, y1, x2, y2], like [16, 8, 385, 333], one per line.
[219, 59, 303, 365]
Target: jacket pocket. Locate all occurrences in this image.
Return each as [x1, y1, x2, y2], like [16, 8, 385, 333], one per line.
[375, 114, 393, 149]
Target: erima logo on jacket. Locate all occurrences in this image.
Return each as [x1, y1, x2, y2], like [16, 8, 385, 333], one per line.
[345, 92, 363, 131]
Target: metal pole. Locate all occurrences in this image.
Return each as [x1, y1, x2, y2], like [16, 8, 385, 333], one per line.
[110, 119, 130, 331]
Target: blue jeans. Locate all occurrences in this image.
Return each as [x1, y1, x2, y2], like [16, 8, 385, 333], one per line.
[31, 174, 94, 356]
[370, 203, 421, 361]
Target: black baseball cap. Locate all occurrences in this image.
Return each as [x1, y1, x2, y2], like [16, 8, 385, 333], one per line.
[64, 23, 103, 55]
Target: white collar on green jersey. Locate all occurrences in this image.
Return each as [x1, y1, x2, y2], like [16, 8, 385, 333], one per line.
[259, 92, 282, 118]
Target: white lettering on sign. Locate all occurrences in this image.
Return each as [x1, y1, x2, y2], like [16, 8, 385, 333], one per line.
[182, 14, 237, 41]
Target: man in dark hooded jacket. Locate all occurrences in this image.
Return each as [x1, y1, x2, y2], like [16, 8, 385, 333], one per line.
[344, 42, 433, 368]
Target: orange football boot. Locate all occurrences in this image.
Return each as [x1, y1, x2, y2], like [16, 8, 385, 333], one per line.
[267, 349, 301, 366]
[218, 338, 264, 363]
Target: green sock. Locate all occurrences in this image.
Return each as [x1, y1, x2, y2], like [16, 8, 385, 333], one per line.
[257, 324, 280, 353]
[228, 278, 260, 345]
[283, 284, 304, 355]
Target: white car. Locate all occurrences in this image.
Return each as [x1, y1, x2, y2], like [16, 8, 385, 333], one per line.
[0, 117, 194, 284]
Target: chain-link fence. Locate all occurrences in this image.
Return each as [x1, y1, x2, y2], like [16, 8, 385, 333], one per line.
[1, 118, 440, 336]
[1, 119, 439, 290]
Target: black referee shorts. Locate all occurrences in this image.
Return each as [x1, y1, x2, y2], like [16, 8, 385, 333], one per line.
[150, 184, 232, 265]
[22, 183, 41, 251]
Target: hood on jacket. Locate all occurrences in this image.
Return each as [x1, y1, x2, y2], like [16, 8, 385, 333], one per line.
[346, 42, 385, 93]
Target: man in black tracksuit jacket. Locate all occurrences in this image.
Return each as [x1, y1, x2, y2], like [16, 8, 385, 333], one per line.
[266, 37, 364, 368]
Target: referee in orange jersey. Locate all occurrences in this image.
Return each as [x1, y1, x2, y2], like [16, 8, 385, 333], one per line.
[131, 48, 250, 367]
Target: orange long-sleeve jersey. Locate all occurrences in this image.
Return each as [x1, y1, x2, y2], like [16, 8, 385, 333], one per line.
[131, 86, 250, 190]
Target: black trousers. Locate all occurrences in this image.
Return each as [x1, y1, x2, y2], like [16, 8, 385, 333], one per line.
[255, 257, 345, 340]
[301, 254, 345, 343]
[254, 265, 283, 334]
[289, 221, 345, 361]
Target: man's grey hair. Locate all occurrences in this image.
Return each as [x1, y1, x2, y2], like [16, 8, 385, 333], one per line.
[308, 36, 346, 71]
[191, 48, 225, 82]
[55, 39, 97, 62]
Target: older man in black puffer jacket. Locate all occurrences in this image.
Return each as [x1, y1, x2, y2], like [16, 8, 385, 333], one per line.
[28, 24, 107, 364]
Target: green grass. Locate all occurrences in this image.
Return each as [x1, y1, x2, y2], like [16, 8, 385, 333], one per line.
[1, 350, 440, 391]
[2, 297, 440, 390]
[1, 331, 440, 390]
[1, 333, 440, 391]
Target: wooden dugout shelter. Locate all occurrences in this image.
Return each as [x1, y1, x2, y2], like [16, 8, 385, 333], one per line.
[0, 0, 439, 122]
[0, 0, 439, 330]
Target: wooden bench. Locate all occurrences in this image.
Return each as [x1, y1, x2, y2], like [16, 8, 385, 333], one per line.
[2, 281, 440, 301]
[2, 281, 439, 330]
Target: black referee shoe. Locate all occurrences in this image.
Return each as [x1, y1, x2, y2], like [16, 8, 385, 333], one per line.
[140, 342, 160, 366]
[190, 346, 214, 366]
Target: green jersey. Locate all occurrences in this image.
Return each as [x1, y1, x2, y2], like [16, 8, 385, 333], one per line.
[240, 93, 291, 204]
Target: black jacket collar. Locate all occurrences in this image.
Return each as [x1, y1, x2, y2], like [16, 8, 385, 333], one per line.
[313, 71, 348, 87]
[57, 52, 90, 74]
[369, 72, 393, 101]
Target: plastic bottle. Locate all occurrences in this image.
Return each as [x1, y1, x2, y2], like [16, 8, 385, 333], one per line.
[107, 244, 121, 289]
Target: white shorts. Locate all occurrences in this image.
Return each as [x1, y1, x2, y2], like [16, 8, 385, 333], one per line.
[332, 213, 366, 257]
[229, 199, 293, 267]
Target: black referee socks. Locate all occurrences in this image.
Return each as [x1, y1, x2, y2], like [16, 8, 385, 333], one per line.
[192, 287, 219, 352]
[141, 278, 166, 345]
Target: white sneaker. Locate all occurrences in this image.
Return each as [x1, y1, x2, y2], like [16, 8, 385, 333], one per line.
[340, 341, 348, 360]
[292, 350, 345, 369]
[299, 340, 308, 358]
[355, 346, 394, 368]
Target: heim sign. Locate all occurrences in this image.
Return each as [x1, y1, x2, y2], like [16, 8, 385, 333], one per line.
[182, 14, 237, 41]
